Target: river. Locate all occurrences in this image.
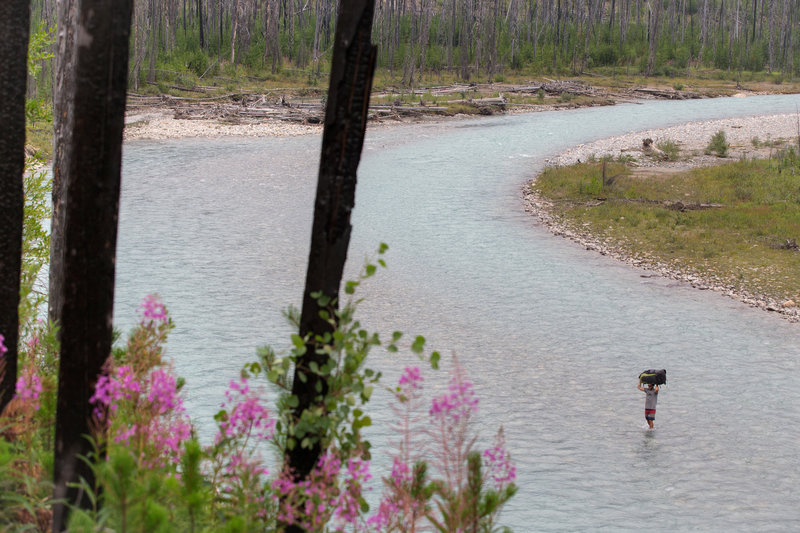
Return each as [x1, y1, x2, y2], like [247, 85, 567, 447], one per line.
[117, 94, 800, 531]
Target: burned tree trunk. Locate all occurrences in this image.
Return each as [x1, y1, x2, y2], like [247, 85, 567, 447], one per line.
[285, 0, 376, 530]
[49, 0, 77, 328]
[0, 0, 30, 414]
[51, 0, 133, 529]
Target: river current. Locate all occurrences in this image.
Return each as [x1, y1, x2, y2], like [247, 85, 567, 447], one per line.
[117, 95, 800, 531]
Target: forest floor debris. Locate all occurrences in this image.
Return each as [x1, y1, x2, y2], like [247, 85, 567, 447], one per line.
[123, 78, 782, 141]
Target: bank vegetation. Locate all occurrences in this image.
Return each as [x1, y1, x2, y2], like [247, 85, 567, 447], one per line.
[529, 142, 800, 319]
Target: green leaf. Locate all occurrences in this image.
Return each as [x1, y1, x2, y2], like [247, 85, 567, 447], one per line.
[379, 242, 389, 254]
[286, 395, 299, 408]
[354, 416, 372, 429]
[387, 344, 398, 353]
[365, 264, 377, 277]
[345, 280, 359, 294]
[430, 351, 441, 370]
[291, 334, 305, 348]
[297, 372, 307, 383]
[392, 331, 403, 341]
[411, 335, 426, 354]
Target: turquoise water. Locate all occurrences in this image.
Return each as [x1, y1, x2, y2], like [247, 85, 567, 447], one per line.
[118, 95, 800, 530]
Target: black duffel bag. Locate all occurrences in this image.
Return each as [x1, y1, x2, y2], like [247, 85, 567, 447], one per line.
[639, 368, 667, 385]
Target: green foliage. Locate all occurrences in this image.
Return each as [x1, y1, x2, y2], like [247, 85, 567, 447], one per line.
[656, 139, 681, 161]
[260, 244, 439, 458]
[187, 51, 210, 77]
[27, 24, 55, 91]
[705, 130, 730, 157]
[533, 158, 800, 302]
[427, 451, 516, 533]
[19, 159, 52, 331]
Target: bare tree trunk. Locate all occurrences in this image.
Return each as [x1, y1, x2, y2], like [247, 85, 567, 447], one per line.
[51, 0, 133, 528]
[49, 0, 77, 328]
[0, 0, 30, 414]
[197, 0, 205, 48]
[283, 0, 376, 531]
[646, 0, 661, 76]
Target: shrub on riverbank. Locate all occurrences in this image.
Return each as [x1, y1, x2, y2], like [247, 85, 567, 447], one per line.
[532, 159, 800, 304]
[705, 130, 730, 157]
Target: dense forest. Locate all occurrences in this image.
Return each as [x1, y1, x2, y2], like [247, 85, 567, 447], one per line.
[24, 0, 800, 98]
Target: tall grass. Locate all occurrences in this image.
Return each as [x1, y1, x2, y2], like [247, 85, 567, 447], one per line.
[532, 159, 800, 302]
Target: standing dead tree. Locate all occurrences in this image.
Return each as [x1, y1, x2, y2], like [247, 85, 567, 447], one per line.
[51, 0, 134, 529]
[285, 0, 376, 531]
[49, 0, 77, 328]
[0, 0, 31, 414]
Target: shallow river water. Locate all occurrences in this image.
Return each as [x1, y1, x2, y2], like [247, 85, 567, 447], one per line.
[118, 95, 800, 531]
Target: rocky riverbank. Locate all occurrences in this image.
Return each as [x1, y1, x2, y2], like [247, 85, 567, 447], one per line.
[523, 112, 800, 322]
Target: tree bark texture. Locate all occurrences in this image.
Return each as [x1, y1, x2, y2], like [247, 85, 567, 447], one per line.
[0, 0, 31, 414]
[49, 0, 78, 328]
[51, 0, 133, 529]
[286, 0, 376, 529]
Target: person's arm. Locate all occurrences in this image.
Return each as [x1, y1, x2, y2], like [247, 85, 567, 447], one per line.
[654, 385, 659, 393]
[637, 381, 644, 391]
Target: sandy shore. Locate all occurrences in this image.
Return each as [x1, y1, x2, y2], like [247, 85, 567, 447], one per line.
[523, 112, 800, 322]
[550, 112, 800, 167]
[124, 109, 322, 140]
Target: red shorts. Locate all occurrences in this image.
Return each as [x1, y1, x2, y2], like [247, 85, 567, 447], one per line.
[645, 409, 656, 421]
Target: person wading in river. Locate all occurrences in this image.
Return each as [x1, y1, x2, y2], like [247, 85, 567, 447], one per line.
[637, 381, 659, 429]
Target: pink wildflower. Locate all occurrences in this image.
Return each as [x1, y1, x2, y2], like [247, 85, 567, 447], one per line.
[429, 369, 479, 423]
[395, 365, 424, 401]
[14, 368, 43, 411]
[138, 294, 168, 326]
[26, 335, 40, 351]
[0, 334, 7, 356]
[217, 377, 275, 443]
[333, 457, 372, 527]
[91, 365, 141, 420]
[483, 428, 516, 490]
[148, 368, 181, 414]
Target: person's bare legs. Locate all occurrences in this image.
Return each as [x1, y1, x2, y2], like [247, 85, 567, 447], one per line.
[647, 420, 654, 429]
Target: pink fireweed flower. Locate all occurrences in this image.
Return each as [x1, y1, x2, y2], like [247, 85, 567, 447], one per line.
[483, 428, 516, 490]
[14, 368, 43, 411]
[217, 377, 275, 443]
[333, 457, 372, 527]
[91, 365, 141, 421]
[0, 333, 6, 356]
[26, 335, 40, 351]
[138, 293, 168, 326]
[395, 365, 424, 401]
[429, 371, 479, 423]
[148, 368, 181, 414]
[272, 452, 362, 531]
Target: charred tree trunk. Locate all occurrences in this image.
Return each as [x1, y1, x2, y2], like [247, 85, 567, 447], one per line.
[284, 0, 376, 531]
[51, 0, 133, 529]
[0, 0, 30, 414]
[197, 0, 205, 48]
[49, 0, 78, 329]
